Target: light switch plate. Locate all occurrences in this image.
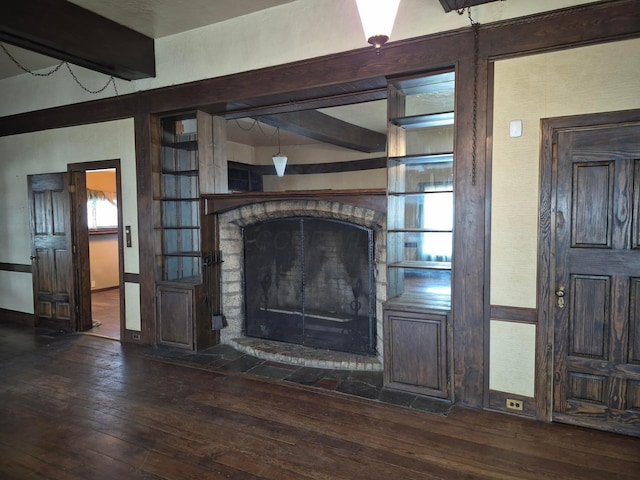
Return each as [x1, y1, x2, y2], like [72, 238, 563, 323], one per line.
[510, 120, 522, 137]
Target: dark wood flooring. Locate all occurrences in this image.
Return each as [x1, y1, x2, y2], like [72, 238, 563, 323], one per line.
[90, 288, 120, 339]
[1, 321, 638, 480]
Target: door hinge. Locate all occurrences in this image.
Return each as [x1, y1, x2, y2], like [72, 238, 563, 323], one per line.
[73, 244, 77, 254]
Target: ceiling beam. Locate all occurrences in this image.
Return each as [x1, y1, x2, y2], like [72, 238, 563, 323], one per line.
[1, 0, 155, 80]
[438, 0, 502, 13]
[254, 110, 387, 153]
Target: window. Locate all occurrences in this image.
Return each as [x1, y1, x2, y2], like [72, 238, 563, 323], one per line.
[87, 189, 118, 231]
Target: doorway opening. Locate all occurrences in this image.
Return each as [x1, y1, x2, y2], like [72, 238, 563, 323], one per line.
[69, 160, 124, 340]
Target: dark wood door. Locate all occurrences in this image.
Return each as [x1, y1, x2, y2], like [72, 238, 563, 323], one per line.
[28, 173, 76, 331]
[553, 123, 640, 437]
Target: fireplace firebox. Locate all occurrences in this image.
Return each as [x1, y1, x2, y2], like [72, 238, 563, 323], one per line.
[243, 217, 375, 355]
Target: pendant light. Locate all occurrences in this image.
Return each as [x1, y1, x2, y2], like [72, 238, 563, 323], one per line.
[356, 0, 401, 53]
[272, 127, 287, 177]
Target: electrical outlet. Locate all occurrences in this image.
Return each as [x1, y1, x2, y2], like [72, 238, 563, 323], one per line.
[91, 280, 96, 288]
[132, 333, 141, 341]
[506, 398, 523, 411]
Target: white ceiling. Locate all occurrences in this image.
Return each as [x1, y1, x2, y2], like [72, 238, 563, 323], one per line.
[0, 0, 297, 80]
[0, 0, 386, 150]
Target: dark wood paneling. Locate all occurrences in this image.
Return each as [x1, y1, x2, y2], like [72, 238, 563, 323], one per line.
[452, 43, 488, 408]
[157, 284, 194, 348]
[488, 389, 536, 418]
[490, 305, 538, 324]
[0, 262, 31, 273]
[229, 157, 386, 177]
[541, 113, 640, 435]
[203, 189, 387, 215]
[2, 0, 155, 80]
[384, 308, 450, 399]
[123, 272, 140, 283]
[0, 308, 34, 326]
[134, 114, 157, 345]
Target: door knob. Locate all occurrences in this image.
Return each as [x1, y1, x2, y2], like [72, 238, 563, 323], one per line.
[555, 285, 565, 308]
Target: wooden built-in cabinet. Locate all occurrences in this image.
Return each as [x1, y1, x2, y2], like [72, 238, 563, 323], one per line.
[384, 305, 450, 398]
[154, 112, 220, 351]
[384, 71, 455, 399]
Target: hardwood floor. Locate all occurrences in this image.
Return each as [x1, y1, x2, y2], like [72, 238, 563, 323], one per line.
[0, 321, 638, 480]
[90, 288, 120, 339]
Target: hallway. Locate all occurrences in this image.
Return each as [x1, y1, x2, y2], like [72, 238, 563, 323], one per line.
[90, 288, 120, 339]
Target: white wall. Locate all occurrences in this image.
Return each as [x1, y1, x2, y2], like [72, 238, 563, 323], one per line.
[0, 119, 140, 329]
[490, 38, 640, 396]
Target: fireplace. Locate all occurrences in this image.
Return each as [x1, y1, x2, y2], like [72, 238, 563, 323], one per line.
[207, 191, 386, 369]
[244, 217, 375, 355]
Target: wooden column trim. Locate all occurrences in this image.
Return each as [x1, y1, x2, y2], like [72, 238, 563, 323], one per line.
[134, 113, 157, 345]
[451, 34, 489, 407]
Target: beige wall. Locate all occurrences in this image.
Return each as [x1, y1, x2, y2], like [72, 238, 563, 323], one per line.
[490, 38, 640, 396]
[86, 170, 119, 290]
[0, 119, 140, 329]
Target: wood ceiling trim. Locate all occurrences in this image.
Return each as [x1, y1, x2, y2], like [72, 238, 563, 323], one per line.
[254, 110, 387, 153]
[1, 0, 155, 80]
[0, 0, 639, 137]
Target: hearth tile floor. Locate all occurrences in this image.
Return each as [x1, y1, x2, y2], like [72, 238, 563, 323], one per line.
[144, 343, 452, 416]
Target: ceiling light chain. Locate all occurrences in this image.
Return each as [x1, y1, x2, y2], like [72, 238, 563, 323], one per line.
[457, 4, 480, 186]
[0, 42, 119, 96]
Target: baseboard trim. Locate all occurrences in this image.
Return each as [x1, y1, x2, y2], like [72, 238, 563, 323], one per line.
[0, 308, 35, 326]
[123, 329, 143, 344]
[488, 389, 536, 418]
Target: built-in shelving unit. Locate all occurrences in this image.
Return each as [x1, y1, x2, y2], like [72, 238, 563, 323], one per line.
[153, 113, 219, 351]
[386, 71, 455, 310]
[384, 70, 455, 400]
[157, 115, 202, 284]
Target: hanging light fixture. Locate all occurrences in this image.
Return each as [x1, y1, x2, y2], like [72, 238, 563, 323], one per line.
[356, 0, 401, 54]
[272, 126, 288, 177]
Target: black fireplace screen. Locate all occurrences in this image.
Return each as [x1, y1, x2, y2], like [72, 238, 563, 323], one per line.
[243, 217, 375, 355]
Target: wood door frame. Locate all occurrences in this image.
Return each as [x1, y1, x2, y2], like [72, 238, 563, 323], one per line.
[537, 108, 640, 422]
[68, 159, 125, 338]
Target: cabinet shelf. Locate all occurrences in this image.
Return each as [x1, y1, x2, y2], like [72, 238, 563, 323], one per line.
[161, 197, 200, 202]
[390, 111, 454, 129]
[162, 169, 199, 176]
[388, 227, 452, 233]
[161, 226, 200, 230]
[161, 140, 198, 151]
[389, 153, 453, 165]
[162, 251, 202, 258]
[388, 260, 451, 270]
[388, 190, 453, 196]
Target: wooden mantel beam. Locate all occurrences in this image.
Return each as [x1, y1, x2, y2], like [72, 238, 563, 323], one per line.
[254, 110, 387, 153]
[1, 0, 155, 80]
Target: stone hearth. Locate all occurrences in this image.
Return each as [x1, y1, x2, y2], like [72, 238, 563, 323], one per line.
[215, 196, 386, 370]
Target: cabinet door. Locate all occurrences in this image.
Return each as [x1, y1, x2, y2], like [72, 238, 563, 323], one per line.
[157, 284, 194, 349]
[384, 309, 450, 398]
